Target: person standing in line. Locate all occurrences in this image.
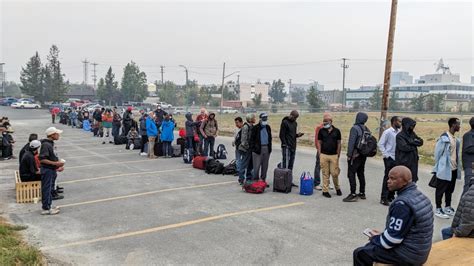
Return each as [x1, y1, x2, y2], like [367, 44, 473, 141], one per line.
[378, 116, 402, 206]
[317, 113, 342, 198]
[461, 117, 474, 195]
[160, 114, 175, 158]
[139, 112, 149, 156]
[101, 109, 114, 144]
[39, 127, 65, 215]
[433, 118, 461, 219]
[250, 113, 272, 185]
[237, 114, 256, 185]
[146, 112, 158, 159]
[233, 117, 244, 183]
[185, 112, 200, 155]
[196, 108, 208, 155]
[112, 107, 122, 138]
[314, 119, 324, 191]
[344, 112, 369, 202]
[51, 106, 60, 124]
[122, 107, 134, 137]
[200, 112, 218, 157]
[395, 117, 423, 183]
[69, 109, 78, 128]
[279, 110, 304, 187]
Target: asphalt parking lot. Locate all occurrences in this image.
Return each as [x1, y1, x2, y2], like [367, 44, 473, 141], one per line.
[0, 106, 460, 265]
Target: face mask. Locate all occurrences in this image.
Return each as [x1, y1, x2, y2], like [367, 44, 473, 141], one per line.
[323, 123, 331, 129]
[261, 121, 268, 126]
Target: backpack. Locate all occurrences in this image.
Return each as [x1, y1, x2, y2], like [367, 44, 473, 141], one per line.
[222, 160, 237, 175]
[243, 180, 267, 194]
[216, 144, 227, 160]
[183, 148, 192, 164]
[356, 125, 377, 157]
[205, 159, 225, 174]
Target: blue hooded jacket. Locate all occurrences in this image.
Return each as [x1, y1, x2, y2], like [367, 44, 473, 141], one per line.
[433, 132, 461, 181]
[160, 119, 175, 142]
[146, 117, 158, 137]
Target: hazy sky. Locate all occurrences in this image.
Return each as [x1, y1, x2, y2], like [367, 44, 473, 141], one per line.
[1, 0, 473, 89]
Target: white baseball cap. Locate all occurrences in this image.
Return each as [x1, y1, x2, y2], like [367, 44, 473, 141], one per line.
[29, 140, 41, 149]
[45, 127, 63, 136]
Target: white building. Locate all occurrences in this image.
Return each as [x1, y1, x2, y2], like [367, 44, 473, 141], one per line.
[239, 83, 270, 107]
[391, 71, 413, 85]
[418, 73, 460, 84]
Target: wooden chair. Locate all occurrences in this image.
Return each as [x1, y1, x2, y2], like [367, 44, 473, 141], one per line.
[15, 170, 42, 203]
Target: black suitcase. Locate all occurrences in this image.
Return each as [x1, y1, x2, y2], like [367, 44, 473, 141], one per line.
[273, 167, 293, 193]
[154, 142, 164, 157]
[126, 138, 142, 150]
[172, 145, 181, 157]
[114, 135, 127, 145]
[177, 137, 186, 155]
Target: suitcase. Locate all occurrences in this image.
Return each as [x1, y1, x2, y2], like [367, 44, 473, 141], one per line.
[154, 142, 164, 157]
[114, 135, 127, 145]
[177, 138, 186, 155]
[273, 167, 293, 193]
[126, 138, 142, 150]
[193, 156, 207, 170]
[172, 145, 181, 157]
[183, 148, 192, 164]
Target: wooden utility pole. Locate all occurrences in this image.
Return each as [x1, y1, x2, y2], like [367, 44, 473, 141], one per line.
[341, 58, 349, 108]
[220, 62, 226, 112]
[379, 0, 398, 138]
[160, 65, 164, 84]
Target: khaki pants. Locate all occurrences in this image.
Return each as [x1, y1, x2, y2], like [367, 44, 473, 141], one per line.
[320, 153, 340, 192]
[148, 136, 156, 158]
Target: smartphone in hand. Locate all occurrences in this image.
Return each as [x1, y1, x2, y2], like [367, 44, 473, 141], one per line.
[363, 228, 374, 238]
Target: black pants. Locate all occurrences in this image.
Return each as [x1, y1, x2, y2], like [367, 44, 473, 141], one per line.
[435, 170, 457, 209]
[348, 156, 367, 194]
[381, 157, 396, 201]
[141, 135, 148, 153]
[282, 147, 296, 170]
[52, 114, 56, 124]
[353, 243, 417, 266]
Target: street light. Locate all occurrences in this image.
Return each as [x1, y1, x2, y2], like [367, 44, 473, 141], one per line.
[179, 65, 189, 110]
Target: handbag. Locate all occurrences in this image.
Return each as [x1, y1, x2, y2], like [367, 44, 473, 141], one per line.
[428, 174, 437, 188]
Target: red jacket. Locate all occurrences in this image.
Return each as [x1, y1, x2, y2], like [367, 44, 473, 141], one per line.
[314, 123, 323, 150]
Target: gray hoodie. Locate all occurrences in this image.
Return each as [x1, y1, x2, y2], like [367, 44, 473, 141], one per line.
[185, 112, 198, 138]
[347, 112, 368, 158]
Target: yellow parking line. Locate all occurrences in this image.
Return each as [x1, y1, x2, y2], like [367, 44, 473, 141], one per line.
[58, 181, 235, 208]
[59, 168, 191, 184]
[42, 202, 304, 250]
[66, 159, 163, 169]
[63, 152, 132, 159]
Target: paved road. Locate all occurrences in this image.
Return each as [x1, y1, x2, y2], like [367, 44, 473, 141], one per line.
[0, 106, 461, 265]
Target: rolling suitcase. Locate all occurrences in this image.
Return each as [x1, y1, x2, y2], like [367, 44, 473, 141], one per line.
[154, 142, 164, 157]
[273, 167, 293, 193]
[172, 145, 182, 157]
[177, 137, 186, 155]
[192, 156, 207, 170]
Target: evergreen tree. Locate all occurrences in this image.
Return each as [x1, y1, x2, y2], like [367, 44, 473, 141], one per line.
[252, 93, 262, 107]
[159, 81, 178, 106]
[96, 78, 106, 101]
[389, 91, 401, 111]
[269, 79, 287, 103]
[306, 85, 323, 112]
[20, 52, 45, 103]
[44, 45, 69, 102]
[121, 62, 148, 102]
[410, 94, 425, 112]
[369, 87, 382, 110]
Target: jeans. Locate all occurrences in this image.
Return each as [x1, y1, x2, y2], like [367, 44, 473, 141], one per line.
[253, 146, 270, 181]
[381, 157, 396, 201]
[238, 150, 253, 181]
[141, 135, 148, 153]
[435, 170, 457, 209]
[70, 118, 77, 128]
[353, 243, 409, 266]
[281, 146, 296, 170]
[314, 153, 321, 187]
[203, 136, 215, 157]
[163, 141, 172, 157]
[52, 114, 56, 124]
[441, 227, 454, 240]
[112, 124, 121, 138]
[463, 167, 473, 196]
[41, 167, 57, 210]
[186, 136, 194, 154]
[348, 156, 367, 195]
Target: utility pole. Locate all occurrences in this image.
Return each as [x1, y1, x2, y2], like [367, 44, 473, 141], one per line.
[82, 59, 89, 87]
[0, 63, 5, 98]
[288, 78, 292, 103]
[160, 65, 165, 85]
[341, 58, 349, 108]
[220, 62, 226, 112]
[236, 74, 240, 99]
[179, 65, 189, 110]
[91, 62, 98, 91]
[379, 0, 398, 138]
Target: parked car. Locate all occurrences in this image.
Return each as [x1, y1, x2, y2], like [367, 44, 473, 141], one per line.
[158, 102, 172, 109]
[220, 107, 239, 114]
[17, 98, 35, 103]
[11, 101, 41, 109]
[1, 97, 18, 106]
[242, 107, 257, 113]
[48, 103, 64, 112]
[172, 107, 185, 115]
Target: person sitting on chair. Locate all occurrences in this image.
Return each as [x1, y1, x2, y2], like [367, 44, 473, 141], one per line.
[19, 140, 42, 182]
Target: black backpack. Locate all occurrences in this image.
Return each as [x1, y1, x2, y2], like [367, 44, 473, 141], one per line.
[222, 160, 237, 175]
[356, 125, 377, 157]
[183, 148, 192, 164]
[205, 159, 225, 174]
[215, 144, 227, 160]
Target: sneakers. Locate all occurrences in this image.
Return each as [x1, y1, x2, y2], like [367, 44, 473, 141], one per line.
[444, 206, 456, 216]
[343, 194, 358, 202]
[291, 183, 299, 188]
[41, 208, 60, 215]
[322, 192, 332, 198]
[52, 194, 64, 200]
[129, 144, 134, 150]
[315, 185, 322, 191]
[380, 199, 390, 206]
[336, 189, 342, 196]
[102, 141, 106, 144]
[435, 208, 450, 219]
[140, 152, 148, 156]
[109, 141, 113, 144]
[358, 193, 366, 200]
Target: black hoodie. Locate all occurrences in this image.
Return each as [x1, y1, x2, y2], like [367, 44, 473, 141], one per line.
[395, 117, 423, 182]
[347, 112, 368, 157]
[279, 116, 298, 150]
